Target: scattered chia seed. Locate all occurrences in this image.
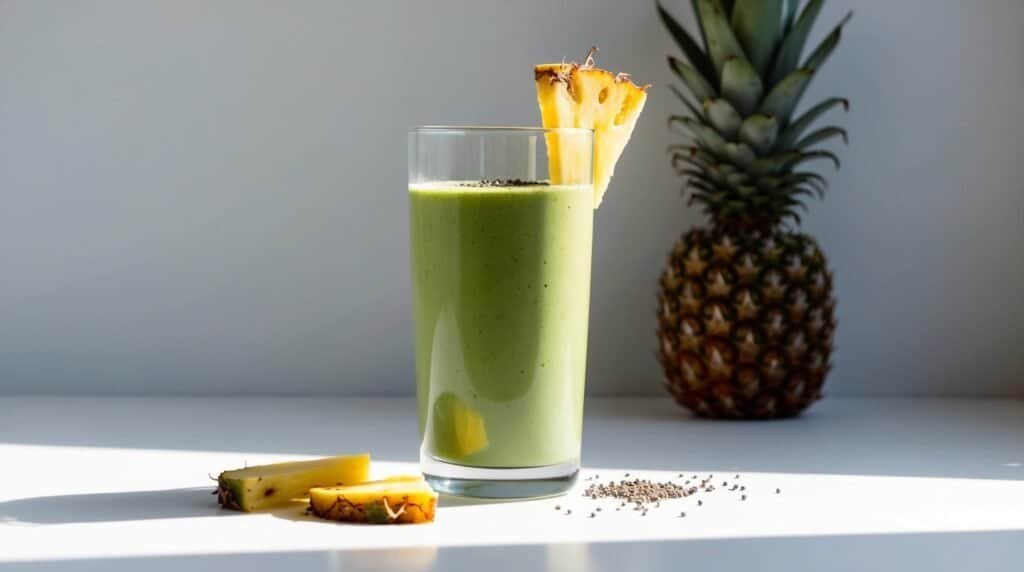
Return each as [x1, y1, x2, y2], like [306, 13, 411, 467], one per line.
[555, 505, 560, 510]
[735, 474, 740, 479]
[574, 474, 783, 519]
[583, 477, 692, 507]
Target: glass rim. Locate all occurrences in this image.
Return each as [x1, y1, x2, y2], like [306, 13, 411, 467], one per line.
[410, 125, 593, 135]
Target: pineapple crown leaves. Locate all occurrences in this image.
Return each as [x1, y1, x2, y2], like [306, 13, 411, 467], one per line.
[657, 0, 851, 230]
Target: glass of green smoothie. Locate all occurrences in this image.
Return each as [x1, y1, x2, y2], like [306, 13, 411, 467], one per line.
[408, 126, 594, 498]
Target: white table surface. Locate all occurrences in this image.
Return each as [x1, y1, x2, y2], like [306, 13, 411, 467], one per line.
[1, 396, 1022, 571]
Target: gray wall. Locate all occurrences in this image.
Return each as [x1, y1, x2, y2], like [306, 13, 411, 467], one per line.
[1, 0, 1021, 397]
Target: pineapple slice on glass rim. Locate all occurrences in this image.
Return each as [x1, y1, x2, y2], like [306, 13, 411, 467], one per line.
[535, 47, 649, 207]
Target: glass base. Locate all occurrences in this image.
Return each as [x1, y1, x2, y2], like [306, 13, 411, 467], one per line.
[420, 453, 579, 499]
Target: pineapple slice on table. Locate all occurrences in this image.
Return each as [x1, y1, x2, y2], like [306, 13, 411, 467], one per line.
[309, 476, 438, 524]
[535, 47, 649, 207]
[216, 454, 370, 512]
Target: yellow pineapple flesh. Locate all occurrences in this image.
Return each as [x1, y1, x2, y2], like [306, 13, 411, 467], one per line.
[428, 392, 489, 460]
[535, 49, 648, 206]
[216, 454, 370, 512]
[309, 476, 438, 524]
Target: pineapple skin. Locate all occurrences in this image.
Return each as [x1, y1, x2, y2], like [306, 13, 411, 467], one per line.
[216, 454, 370, 512]
[309, 479, 438, 524]
[658, 228, 835, 419]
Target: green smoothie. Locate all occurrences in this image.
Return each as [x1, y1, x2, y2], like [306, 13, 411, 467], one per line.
[409, 181, 593, 468]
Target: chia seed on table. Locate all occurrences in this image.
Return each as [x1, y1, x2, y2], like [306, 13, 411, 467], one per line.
[573, 473, 781, 517]
[582, 477, 695, 508]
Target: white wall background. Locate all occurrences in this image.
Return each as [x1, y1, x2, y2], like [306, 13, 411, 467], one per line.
[1, 0, 1021, 397]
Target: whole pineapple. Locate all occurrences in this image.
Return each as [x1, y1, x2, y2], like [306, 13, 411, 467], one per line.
[656, 0, 850, 418]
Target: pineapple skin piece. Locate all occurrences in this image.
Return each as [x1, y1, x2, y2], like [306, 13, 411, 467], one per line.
[217, 454, 370, 512]
[309, 477, 438, 524]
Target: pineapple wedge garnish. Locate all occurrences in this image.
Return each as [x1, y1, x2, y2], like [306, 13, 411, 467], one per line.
[216, 454, 370, 512]
[535, 47, 649, 207]
[309, 476, 438, 524]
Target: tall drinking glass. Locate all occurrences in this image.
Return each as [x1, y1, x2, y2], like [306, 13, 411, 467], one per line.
[408, 127, 594, 498]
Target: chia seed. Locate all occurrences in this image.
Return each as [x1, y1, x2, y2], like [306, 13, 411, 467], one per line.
[461, 178, 545, 187]
[583, 477, 691, 507]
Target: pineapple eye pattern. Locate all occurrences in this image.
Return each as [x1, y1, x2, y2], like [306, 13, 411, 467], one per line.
[658, 229, 835, 419]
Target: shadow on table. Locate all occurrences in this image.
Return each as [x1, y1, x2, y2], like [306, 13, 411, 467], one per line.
[2, 396, 1022, 481]
[264, 493, 525, 526]
[581, 398, 1024, 481]
[0, 487, 228, 524]
[0, 488, 518, 526]
[0, 397, 421, 462]
[3, 530, 1022, 571]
